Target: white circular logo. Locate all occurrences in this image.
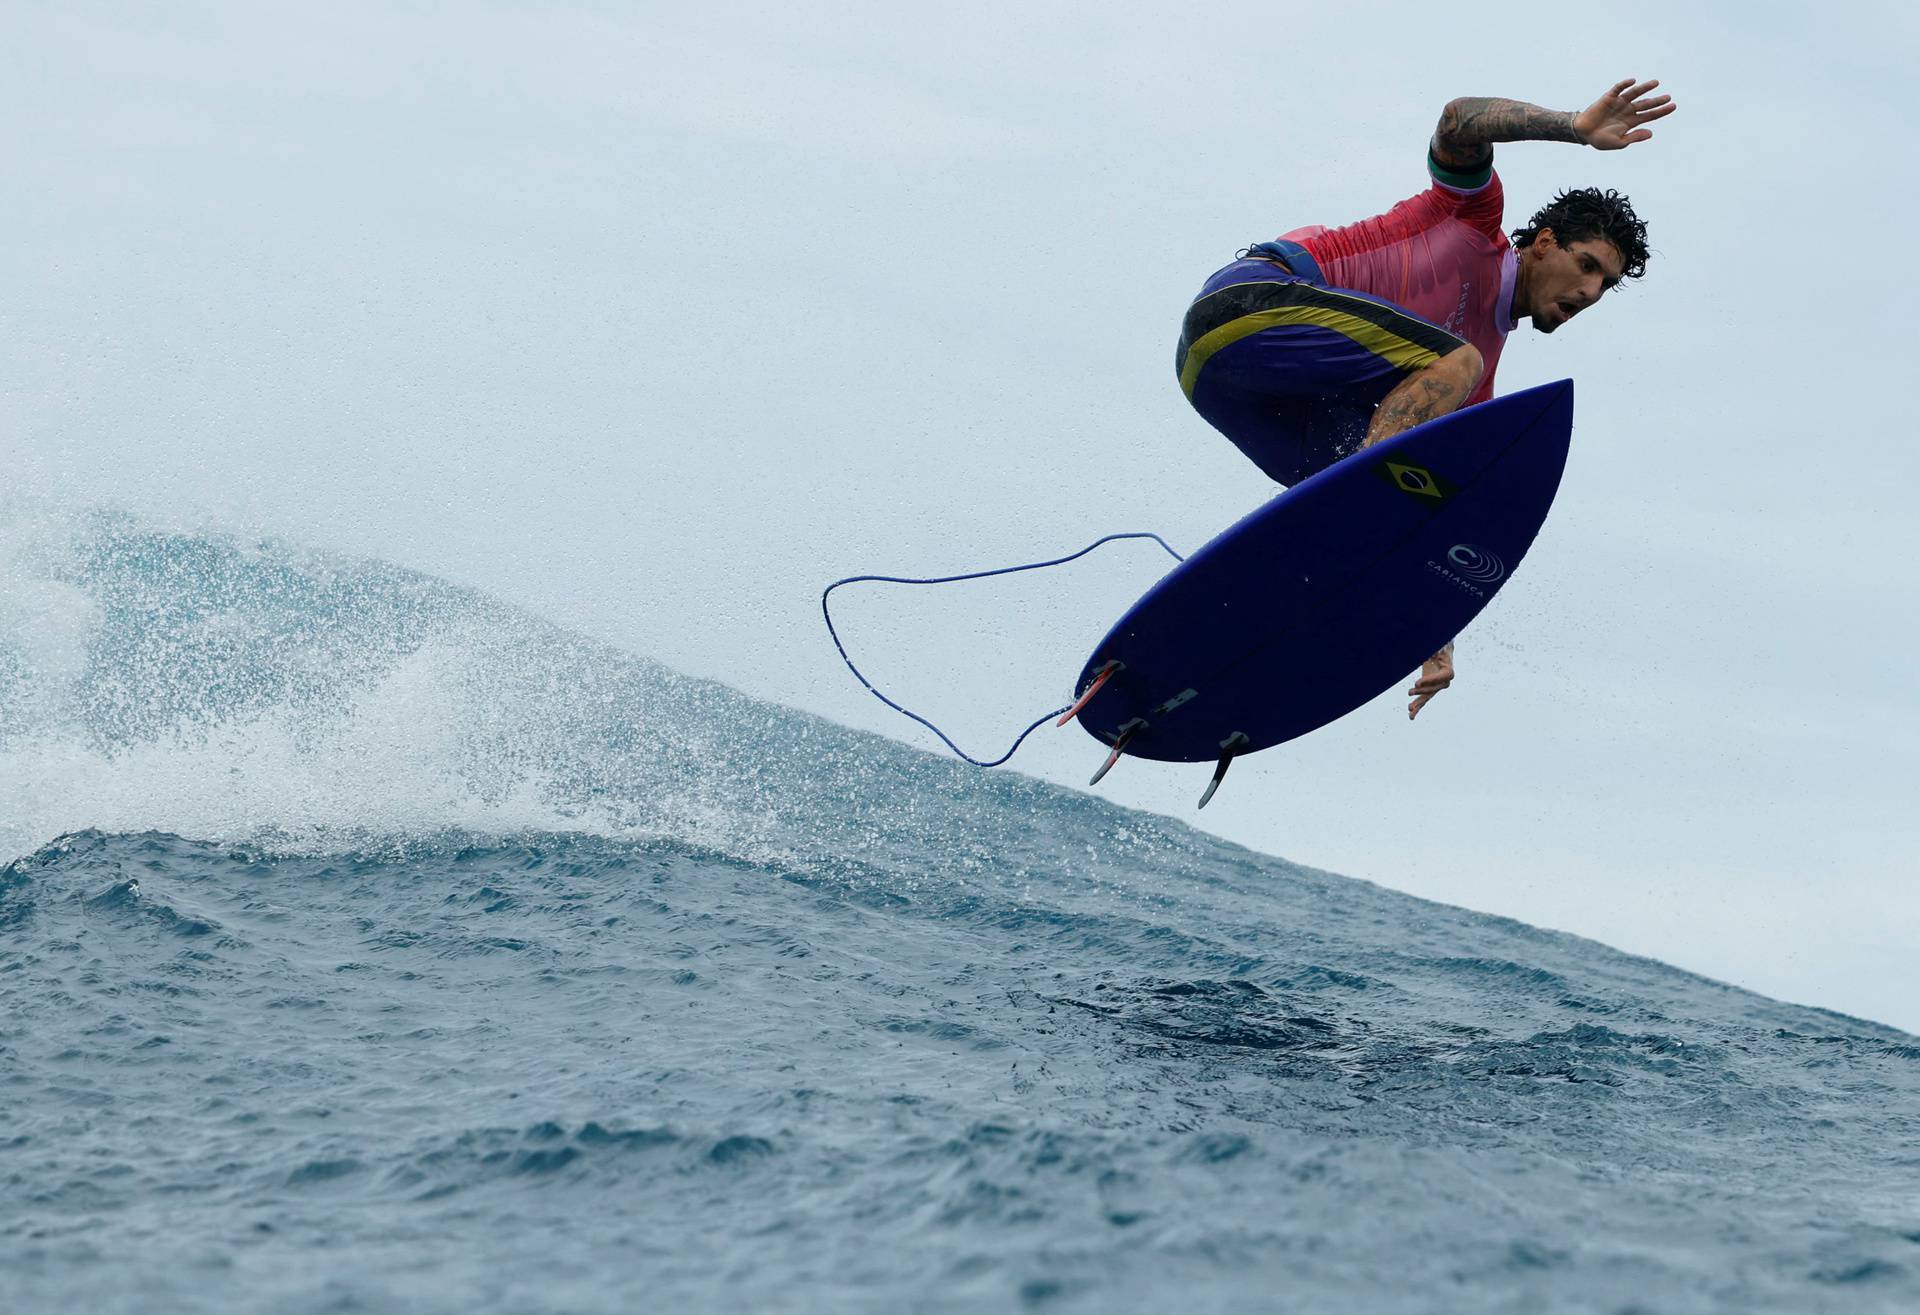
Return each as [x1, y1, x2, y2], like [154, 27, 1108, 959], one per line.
[1446, 544, 1506, 583]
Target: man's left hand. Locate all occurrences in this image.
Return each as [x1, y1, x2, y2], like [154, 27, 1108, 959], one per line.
[1573, 78, 1675, 150]
[1407, 642, 1455, 720]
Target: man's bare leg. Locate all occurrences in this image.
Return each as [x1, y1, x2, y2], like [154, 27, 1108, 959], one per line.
[1360, 346, 1482, 721]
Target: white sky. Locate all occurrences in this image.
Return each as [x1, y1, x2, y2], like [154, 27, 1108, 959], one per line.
[5, 1, 1917, 1029]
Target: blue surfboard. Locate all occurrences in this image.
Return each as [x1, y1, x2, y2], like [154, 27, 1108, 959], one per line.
[1071, 379, 1574, 774]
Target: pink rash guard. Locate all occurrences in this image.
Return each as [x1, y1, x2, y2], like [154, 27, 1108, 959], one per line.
[1280, 161, 1517, 406]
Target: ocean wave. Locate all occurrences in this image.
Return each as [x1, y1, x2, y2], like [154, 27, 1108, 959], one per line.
[6, 507, 1920, 1312]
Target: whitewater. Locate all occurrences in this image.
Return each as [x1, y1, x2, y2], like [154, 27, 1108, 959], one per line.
[3, 506, 1917, 1314]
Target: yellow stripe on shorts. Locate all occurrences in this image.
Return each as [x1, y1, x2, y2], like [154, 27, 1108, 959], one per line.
[1178, 304, 1449, 400]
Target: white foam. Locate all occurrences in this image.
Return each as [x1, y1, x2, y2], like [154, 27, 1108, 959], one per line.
[0, 504, 800, 864]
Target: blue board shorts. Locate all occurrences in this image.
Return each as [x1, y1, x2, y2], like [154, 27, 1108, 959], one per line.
[1177, 241, 1469, 486]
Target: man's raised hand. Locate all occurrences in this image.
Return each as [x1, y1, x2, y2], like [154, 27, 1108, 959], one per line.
[1574, 78, 1675, 150]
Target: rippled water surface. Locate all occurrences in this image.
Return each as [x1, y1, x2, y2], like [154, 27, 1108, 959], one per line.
[3, 511, 1918, 1313]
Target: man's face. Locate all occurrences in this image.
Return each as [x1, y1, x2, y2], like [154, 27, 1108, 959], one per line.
[1527, 229, 1626, 334]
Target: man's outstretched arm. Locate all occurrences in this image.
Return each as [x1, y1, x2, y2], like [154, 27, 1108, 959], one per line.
[1431, 78, 1675, 171]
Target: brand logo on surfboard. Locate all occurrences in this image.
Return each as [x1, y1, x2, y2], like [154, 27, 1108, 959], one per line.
[1425, 544, 1506, 597]
[1444, 544, 1505, 582]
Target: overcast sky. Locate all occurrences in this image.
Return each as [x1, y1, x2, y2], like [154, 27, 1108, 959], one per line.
[5, 1, 1917, 1029]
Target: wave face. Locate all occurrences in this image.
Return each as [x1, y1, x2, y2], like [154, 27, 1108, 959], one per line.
[4, 509, 1919, 1314]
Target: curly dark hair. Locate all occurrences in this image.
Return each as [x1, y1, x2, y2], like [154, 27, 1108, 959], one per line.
[1511, 187, 1650, 281]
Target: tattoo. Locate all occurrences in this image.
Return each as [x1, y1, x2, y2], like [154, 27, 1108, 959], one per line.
[1365, 372, 1456, 448]
[1432, 97, 1582, 168]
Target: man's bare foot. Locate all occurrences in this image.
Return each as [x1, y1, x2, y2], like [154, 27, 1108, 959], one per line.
[1407, 642, 1455, 720]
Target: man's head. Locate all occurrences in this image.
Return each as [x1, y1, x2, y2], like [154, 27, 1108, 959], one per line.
[1511, 187, 1649, 333]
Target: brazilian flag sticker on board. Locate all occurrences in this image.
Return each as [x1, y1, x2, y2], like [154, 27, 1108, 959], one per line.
[1375, 460, 1457, 502]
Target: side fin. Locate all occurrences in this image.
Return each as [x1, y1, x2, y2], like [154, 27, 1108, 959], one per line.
[1196, 732, 1251, 809]
[1089, 719, 1147, 786]
[1057, 661, 1122, 728]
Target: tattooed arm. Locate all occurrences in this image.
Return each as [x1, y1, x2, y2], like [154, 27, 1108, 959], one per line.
[1431, 78, 1675, 170]
[1364, 363, 1471, 448]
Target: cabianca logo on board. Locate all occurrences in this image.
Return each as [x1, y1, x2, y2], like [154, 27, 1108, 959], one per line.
[1425, 544, 1506, 597]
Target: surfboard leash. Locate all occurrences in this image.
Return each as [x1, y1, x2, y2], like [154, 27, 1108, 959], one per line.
[819, 532, 1184, 768]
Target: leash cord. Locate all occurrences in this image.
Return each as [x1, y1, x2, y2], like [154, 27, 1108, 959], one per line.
[820, 532, 1184, 767]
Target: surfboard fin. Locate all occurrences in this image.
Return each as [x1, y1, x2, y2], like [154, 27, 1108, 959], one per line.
[1057, 660, 1122, 728]
[1196, 732, 1251, 809]
[1089, 719, 1146, 785]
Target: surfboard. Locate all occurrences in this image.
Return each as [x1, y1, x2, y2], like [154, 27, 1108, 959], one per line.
[1067, 378, 1574, 792]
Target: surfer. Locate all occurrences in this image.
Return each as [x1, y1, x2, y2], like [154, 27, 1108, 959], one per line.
[1176, 79, 1672, 719]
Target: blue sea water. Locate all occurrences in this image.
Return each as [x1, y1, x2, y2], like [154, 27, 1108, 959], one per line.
[3, 509, 1918, 1313]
